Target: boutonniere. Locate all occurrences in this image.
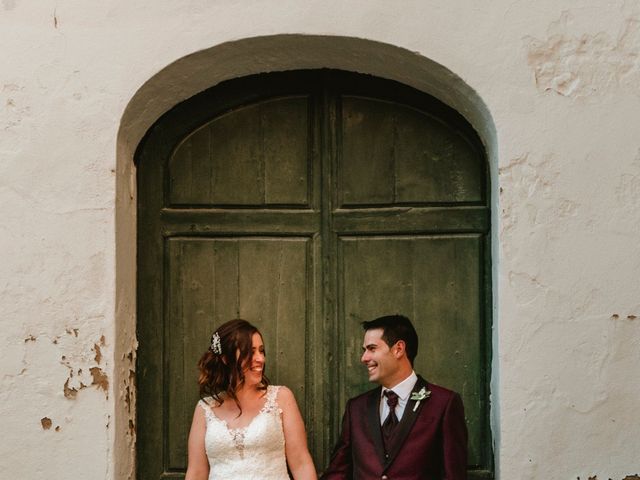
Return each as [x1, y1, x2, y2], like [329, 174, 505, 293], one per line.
[410, 387, 431, 411]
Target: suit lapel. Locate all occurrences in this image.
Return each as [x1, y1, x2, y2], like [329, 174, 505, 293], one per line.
[384, 375, 430, 466]
[365, 386, 386, 463]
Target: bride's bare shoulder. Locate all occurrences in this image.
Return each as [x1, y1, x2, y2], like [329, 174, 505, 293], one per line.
[274, 385, 297, 406]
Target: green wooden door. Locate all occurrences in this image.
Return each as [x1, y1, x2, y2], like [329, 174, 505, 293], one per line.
[136, 70, 492, 479]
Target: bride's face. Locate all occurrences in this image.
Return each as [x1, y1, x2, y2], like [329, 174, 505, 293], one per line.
[241, 332, 265, 387]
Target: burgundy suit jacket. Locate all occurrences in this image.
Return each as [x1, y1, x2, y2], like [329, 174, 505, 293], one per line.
[321, 376, 467, 480]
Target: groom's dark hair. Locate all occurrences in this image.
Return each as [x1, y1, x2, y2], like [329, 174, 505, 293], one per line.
[362, 314, 419, 365]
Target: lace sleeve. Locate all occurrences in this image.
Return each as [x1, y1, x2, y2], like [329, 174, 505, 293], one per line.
[197, 397, 216, 422]
[263, 385, 283, 414]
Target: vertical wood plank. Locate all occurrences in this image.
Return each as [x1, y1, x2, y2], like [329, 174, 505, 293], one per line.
[212, 240, 240, 321]
[340, 96, 395, 205]
[168, 126, 210, 204]
[272, 240, 308, 401]
[209, 106, 265, 205]
[237, 238, 308, 400]
[166, 239, 186, 470]
[262, 97, 310, 205]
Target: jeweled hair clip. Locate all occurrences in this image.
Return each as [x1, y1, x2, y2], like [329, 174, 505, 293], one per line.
[210, 331, 222, 354]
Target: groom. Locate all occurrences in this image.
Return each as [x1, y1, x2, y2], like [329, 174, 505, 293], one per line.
[321, 315, 468, 480]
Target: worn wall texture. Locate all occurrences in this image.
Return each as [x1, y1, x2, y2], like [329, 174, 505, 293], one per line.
[1, 1, 639, 479]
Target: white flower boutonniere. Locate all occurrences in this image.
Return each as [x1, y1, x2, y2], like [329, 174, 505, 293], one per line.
[410, 387, 431, 411]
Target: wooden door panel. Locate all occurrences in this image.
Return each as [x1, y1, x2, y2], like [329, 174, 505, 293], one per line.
[165, 236, 312, 471]
[340, 96, 483, 206]
[339, 234, 484, 465]
[169, 96, 311, 206]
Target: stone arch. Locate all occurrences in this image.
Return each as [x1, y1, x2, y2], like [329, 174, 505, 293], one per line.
[114, 34, 497, 478]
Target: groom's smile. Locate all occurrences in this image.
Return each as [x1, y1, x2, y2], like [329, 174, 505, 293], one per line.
[365, 362, 379, 379]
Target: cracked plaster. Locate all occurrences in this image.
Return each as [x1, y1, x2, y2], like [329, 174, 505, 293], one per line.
[525, 11, 640, 97]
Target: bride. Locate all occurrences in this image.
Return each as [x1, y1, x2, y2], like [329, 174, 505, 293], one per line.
[185, 319, 317, 480]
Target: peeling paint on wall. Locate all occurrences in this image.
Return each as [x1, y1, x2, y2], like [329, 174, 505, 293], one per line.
[576, 475, 640, 480]
[56, 328, 110, 399]
[122, 349, 137, 439]
[610, 313, 637, 321]
[93, 335, 106, 364]
[90, 367, 109, 396]
[40, 417, 52, 430]
[65, 328, 79, 337]
[63, 376, 78, 399]
[40, 417, 62, 432]
[525, 11, 640, 97]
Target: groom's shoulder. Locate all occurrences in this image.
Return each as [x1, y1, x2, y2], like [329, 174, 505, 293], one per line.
[426, 381, 456, 396]
[421, 378, 462, 404]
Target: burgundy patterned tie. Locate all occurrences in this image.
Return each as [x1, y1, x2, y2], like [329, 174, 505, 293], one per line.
[382, 390, 399, 444]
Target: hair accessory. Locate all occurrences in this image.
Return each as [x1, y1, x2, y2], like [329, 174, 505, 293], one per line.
[210, 331, 222, 354]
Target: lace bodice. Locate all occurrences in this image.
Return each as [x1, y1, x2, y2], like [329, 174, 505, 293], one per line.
[198, 385, 289, 480]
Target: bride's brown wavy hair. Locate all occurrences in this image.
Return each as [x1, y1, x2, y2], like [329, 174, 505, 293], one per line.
[197, 318, 269, 412]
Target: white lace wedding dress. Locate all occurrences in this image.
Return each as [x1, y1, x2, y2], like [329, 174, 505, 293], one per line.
[198, 385, 289, 480]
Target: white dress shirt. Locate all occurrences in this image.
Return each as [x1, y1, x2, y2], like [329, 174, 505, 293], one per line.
[379, 371, 418, 424]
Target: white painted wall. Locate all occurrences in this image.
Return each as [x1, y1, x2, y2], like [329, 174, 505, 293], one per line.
[1, 1, 639, 479]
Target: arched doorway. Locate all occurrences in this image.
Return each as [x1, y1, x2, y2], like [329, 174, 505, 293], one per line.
[136, 69, 492, 478]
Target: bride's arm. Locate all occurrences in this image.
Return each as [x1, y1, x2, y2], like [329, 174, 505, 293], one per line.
[185, 404, 210, 480]
[279, 386, 318, 480]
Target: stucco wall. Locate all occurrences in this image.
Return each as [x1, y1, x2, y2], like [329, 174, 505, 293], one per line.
[1, 1, 639, 479]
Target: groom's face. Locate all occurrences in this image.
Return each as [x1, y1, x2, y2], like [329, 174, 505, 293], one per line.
[361, 328, 398, 388]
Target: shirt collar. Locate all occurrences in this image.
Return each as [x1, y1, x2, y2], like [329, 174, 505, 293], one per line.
[381, 371, 418, 401]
